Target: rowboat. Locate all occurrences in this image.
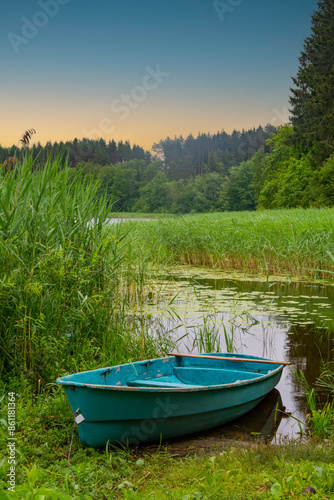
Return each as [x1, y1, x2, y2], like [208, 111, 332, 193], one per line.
[56, 352, 289, 448]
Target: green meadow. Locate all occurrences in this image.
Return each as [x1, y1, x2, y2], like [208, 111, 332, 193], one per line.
[1, 155, 334, 499]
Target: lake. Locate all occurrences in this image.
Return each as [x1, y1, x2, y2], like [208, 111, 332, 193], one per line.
[142, 266, 334, 443]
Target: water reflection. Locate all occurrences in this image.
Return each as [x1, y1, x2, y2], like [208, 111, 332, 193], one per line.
[220, 389, 284, 441]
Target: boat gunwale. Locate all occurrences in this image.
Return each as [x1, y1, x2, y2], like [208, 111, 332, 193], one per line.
[56, 356, 284, 393]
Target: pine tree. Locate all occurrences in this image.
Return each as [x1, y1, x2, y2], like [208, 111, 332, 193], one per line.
[289, 0, 334, 162]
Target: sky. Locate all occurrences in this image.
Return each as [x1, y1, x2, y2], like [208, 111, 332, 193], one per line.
[1, 0, 318, 151]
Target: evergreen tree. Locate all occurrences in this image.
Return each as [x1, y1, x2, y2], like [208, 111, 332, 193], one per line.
[107, 140, 118, 164]
[289, 0, 334, 162]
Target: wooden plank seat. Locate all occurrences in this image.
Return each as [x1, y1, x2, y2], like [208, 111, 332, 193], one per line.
[127, 374, 201, 388]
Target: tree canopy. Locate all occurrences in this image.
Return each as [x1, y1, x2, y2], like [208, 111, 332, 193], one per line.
[2, 2, 334, 214]
[289, 0, 334, 162]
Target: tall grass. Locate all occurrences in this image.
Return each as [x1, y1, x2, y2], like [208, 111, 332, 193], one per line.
[122, 209, 334, 277]
[2, 162, 334, 386]
[296, 370, 334, 438]
[0, 154, 138, 385]
[192, 315, 221, 353]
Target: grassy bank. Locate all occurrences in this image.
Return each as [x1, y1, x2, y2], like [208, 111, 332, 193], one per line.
[2, 398, 334, 500]
[123, 209, 334, 277]
[1, 387, 334, 499]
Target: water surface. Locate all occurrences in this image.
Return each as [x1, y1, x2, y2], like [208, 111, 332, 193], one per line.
[145, 266, 334, 442]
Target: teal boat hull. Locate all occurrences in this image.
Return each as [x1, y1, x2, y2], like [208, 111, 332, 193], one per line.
[56, 353, 284, 448]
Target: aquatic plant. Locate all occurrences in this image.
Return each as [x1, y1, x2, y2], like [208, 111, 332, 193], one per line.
[120, 209, 334, 277]
[0, 152, 136, 384]
[296, 370, 334, 438]
[19, 128, 36, 147]
[306, 396, 334, 438]
[192, 315, 221, 353]
[317, 361, 334, 394]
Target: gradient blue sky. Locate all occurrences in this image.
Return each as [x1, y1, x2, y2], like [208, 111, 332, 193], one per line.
[2, 0, 318, 150]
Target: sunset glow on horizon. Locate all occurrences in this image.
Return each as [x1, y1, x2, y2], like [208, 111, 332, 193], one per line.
[2, 0, 318, 151]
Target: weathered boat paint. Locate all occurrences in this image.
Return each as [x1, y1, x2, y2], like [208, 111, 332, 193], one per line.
[56, 352, 285, 448]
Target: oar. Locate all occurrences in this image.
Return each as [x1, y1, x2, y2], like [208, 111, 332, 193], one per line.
[168, 352, 292, 366]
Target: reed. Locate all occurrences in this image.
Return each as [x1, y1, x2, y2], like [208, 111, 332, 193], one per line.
[192, 315, 221, 353]
[121, 209, 334, 277]
[0, 153, 145, 385]
[296, 370, 334, 438]
[2, 160, 334, 387]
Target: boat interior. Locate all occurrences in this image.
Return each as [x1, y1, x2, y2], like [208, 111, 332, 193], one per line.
[59, 354, 274, 389]
[127, 365, 264, 388]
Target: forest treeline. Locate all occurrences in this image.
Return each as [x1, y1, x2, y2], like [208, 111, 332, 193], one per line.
[0, 126, 279, 212]
[1, 1, 334, 213]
